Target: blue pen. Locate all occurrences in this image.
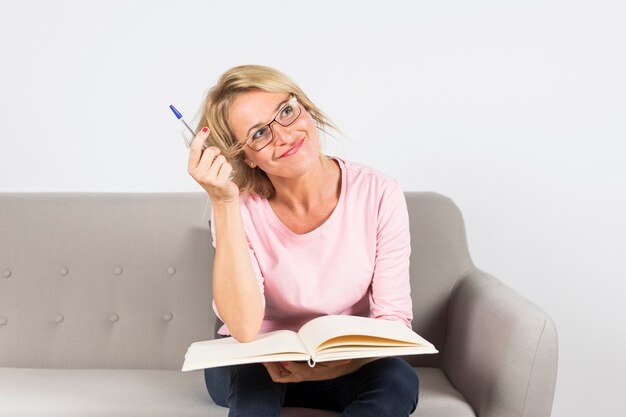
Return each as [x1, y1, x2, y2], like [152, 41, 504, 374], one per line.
[169, 104, 201, 147]
[169, 104, 195, 135]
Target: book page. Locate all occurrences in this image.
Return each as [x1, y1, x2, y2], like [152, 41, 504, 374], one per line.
[314, 345, 438, 364]
[297, 315, 434, 354]
[317, 335, 418, 351]
[181, 330, 309, 371]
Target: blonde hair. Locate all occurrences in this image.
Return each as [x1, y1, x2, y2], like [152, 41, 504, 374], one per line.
[195, 65, 340, 199]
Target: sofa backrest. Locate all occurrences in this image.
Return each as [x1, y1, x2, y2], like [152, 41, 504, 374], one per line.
[0, 192, 473, 370]
[0, 193, 216, 370]
[404, 192, 474, 367]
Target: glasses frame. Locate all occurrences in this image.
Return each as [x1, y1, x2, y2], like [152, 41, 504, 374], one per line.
[241, 96, 301, 152]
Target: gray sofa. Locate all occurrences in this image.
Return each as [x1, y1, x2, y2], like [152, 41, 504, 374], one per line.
[0, 192, 558, 417]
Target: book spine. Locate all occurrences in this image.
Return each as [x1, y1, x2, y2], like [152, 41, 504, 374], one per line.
[307, 356, 316, 368]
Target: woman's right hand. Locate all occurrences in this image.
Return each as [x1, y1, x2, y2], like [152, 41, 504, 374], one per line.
[187, 127, 240, 205]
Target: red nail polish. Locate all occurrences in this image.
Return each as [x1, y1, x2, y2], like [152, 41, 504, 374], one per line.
[202, 127, 208, 133]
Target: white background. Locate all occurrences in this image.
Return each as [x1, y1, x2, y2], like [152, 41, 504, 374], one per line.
[1, 1, 625, 415]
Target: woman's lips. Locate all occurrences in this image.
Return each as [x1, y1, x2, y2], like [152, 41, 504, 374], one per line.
[280, 138, 305, 158]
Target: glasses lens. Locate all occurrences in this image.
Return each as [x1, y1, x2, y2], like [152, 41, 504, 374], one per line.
[248, 126, 273, 151]
[276, 100, 300, 126]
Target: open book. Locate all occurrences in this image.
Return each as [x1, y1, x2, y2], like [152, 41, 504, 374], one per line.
[182, 315, 438, 371]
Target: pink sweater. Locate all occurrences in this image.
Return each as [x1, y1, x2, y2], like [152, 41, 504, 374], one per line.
[210, 157, 412, 336]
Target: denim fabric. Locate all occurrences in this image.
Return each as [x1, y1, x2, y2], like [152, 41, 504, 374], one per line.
[204, 357, 419, 417]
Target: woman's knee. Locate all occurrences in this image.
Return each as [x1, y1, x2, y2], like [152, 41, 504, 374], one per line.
[204, 366, 230, 407]
[205, 363, 286, 415]
[364, 358, 420, 402]
[229, 364, 287, 412]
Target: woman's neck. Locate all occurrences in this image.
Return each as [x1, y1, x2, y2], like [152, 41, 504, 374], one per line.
[269, 157, 340, 212]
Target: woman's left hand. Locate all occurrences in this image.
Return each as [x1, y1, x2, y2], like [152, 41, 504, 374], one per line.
[262, 359, 356, 383]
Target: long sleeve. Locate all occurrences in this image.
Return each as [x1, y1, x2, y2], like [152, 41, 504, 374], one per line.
[369, 180, 413, 328]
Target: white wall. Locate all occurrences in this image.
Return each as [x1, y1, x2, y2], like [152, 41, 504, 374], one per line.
[1, 1, 624, 415]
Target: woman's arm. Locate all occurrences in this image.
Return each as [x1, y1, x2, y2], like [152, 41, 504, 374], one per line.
[212, 200, 264, 342]
[187, 128, 264, 343]
[369, 180, 413, 327]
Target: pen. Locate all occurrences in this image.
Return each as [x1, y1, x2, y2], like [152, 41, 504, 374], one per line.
[169, 105, 195, 136]
[169, 104, 199, 147]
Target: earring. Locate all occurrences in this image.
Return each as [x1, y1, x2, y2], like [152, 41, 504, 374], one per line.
[249, 162, 256, 168]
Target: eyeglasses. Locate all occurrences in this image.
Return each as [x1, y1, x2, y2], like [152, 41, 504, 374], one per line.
[242, 96, 301, 151]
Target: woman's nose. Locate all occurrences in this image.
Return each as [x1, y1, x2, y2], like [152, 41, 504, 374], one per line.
[271, 122, 293, 145]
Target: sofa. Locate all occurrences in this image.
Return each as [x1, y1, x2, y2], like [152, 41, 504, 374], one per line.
[0, 192, 558, 417]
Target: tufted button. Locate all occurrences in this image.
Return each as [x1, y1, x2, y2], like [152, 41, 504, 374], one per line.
[3, 269, 11, 278]
[59, 266, 69, 277]
[0, 316, 7, 326]
[109, 313, 119, 323]
[167, 266, 176, 276]
[113, 266, 123, 276]
[163, 313, 173, 321]
[54, 314, 64, 323]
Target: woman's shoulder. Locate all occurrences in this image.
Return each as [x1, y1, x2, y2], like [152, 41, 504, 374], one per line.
[338, 157, 402, 191]
[237, 191, 267, 216]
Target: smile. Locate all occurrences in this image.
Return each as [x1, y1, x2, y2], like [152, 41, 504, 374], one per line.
[280, 138, 305, 158]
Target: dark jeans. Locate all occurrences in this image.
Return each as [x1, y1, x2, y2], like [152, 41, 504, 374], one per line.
[204, 357, 419, 417]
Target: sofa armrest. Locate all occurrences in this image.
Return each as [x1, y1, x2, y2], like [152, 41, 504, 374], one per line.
[441, 268, 558, 417]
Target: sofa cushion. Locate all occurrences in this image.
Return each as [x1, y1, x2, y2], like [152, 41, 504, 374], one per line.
[0, 366, 474, 417]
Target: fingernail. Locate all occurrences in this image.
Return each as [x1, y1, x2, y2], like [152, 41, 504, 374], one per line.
[202, 127, 209, 133]
[280, 361, 289, 366]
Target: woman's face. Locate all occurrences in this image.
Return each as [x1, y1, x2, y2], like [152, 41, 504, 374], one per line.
[228, 90, 321, 180]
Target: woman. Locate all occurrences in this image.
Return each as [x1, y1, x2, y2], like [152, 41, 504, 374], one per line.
[187, 65, 419, 417]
